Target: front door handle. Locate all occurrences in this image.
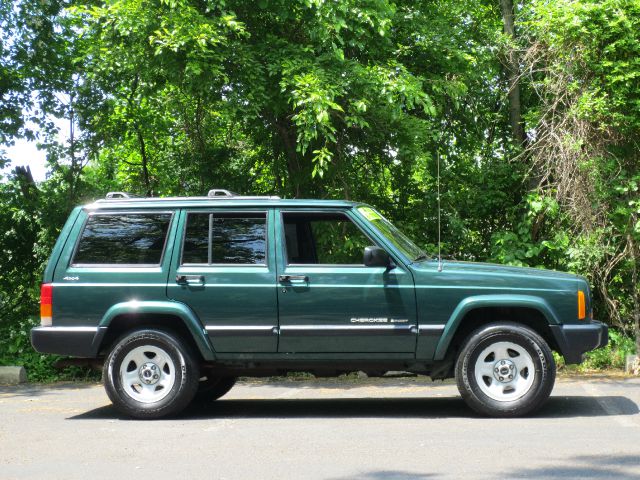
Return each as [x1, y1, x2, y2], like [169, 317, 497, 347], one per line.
[176, 275, 205, 285]
[279, 275, 309, 284]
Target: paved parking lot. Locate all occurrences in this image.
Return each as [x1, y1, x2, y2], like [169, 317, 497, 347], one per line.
[1, 375, 639, 479]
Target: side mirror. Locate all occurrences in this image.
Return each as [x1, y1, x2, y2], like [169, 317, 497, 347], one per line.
[363, 246, 394, 269]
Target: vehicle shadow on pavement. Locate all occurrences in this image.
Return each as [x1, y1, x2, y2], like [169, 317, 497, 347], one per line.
[540, 395, 639, 418]
[67, 395, 639, 421]
[500, 454, 640, 479]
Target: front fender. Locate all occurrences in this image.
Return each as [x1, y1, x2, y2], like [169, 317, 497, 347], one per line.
[433, 294, 560, 361]
[97, 300, 215, 360]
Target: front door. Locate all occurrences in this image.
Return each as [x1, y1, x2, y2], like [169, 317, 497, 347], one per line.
[167, 208, 278, 353]
[276, 209, 417, 353]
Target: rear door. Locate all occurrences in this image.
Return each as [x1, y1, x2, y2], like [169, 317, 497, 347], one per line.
[275, 208, 417, 353]
[167, 208, 278, 353]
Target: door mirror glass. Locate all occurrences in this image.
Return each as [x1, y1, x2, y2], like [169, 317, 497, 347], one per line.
[363, 246, 392, 268]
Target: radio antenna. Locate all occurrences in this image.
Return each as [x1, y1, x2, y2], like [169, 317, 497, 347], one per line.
[437, 149, 443, 272]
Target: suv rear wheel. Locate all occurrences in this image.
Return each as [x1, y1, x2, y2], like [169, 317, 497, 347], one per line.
[104, 329, 199, 419]
[455, 322, 556, 417]
[195, 374, 237, 402]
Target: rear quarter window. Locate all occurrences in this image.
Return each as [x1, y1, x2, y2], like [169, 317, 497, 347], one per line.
[72, 212, 172, 266]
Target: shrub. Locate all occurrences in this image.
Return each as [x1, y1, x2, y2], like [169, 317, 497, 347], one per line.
[556, 328, 636, 372]
[0, 316, 98, 382]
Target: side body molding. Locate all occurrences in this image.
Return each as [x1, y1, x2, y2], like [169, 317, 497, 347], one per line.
[96, 301, 216, 360]
[433, 294, 560, 361]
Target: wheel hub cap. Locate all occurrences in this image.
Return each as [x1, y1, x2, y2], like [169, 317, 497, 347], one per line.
[139, 362, 161, 385]
[493, 359, 516, 383]
[119, 345, 176, 403]
[473, 341, 536, 402]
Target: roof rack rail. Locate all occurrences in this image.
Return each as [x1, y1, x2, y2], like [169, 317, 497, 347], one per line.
[207, 189, 237, 197]
[105, 192, 139, 199]
[207, 189, 280, 200]
[96, 189, 281, 202]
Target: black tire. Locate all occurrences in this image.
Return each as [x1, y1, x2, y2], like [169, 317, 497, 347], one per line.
[194, 374, 237, 402]
[104, 329, 200, 419]
[455, 322, 556, 417]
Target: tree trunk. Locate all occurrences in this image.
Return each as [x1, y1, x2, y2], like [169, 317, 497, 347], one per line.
[274, 118, 304, 198]
[136, 126, 152, 197]
[67, 99, 79, 206]
[499, 0, 525, 147]
[629, 217, 640, 357]
[14, 165, 37, 199]
[126, 76, 151, 197]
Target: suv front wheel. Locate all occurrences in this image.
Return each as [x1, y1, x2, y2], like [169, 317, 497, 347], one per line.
[104, 329, 200, 419]
[455, 322, 556, 417]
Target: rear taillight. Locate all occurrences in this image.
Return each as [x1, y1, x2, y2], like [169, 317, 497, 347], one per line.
[40, 283, 53, 327]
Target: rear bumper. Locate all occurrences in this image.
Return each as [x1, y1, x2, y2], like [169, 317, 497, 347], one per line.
[31, 326, 106, 358]
[549, 321, 609, 364]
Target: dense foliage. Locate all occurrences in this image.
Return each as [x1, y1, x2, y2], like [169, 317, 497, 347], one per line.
[1, 0, 638, 377]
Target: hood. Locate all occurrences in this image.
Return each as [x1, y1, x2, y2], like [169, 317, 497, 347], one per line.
[432, 260, 579, 280]
[409, 259, 585, 293]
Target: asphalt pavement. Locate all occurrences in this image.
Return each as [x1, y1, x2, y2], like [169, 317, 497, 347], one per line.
[1, 375, 639, 480]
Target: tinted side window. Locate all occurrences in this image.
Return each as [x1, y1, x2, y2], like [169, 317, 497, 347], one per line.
[283, 212, 372, 265]
[73, 213, 172, 265]
[182, 213, 210, 264]
[182, 213, 267, 265]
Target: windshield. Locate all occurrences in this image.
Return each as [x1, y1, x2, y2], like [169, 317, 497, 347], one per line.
[356, 206, 427, 262]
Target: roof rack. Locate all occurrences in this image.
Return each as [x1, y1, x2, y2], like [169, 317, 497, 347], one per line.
[207, 189, 237, 197]
[205, 189, 282, 200]
[105, 192, 139, 199]
[98, 189, 280, 202]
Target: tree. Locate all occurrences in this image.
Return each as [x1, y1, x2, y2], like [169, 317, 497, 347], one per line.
[520, 0, 640, 351]
[2, 0, 637, 375]
[499, 0, 525, 146]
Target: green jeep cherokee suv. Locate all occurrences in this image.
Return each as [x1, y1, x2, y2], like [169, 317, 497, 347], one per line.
[31, 190, 608, 419]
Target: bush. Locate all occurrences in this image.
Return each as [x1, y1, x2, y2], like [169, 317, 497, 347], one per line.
[0, 316, 98, 382]
[556, 328, 636, 372]
[581, 329, 636, 370]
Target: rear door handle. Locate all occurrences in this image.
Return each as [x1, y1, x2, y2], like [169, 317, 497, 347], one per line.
[278, 275, 309, 284]
[176, 275, 205, 285]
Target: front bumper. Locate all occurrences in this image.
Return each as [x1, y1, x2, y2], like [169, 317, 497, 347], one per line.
[31, 326, 106, 358]
[549, 321, 609, 364]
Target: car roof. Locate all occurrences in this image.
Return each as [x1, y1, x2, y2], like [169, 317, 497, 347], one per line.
[85, 196, 362, 210]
